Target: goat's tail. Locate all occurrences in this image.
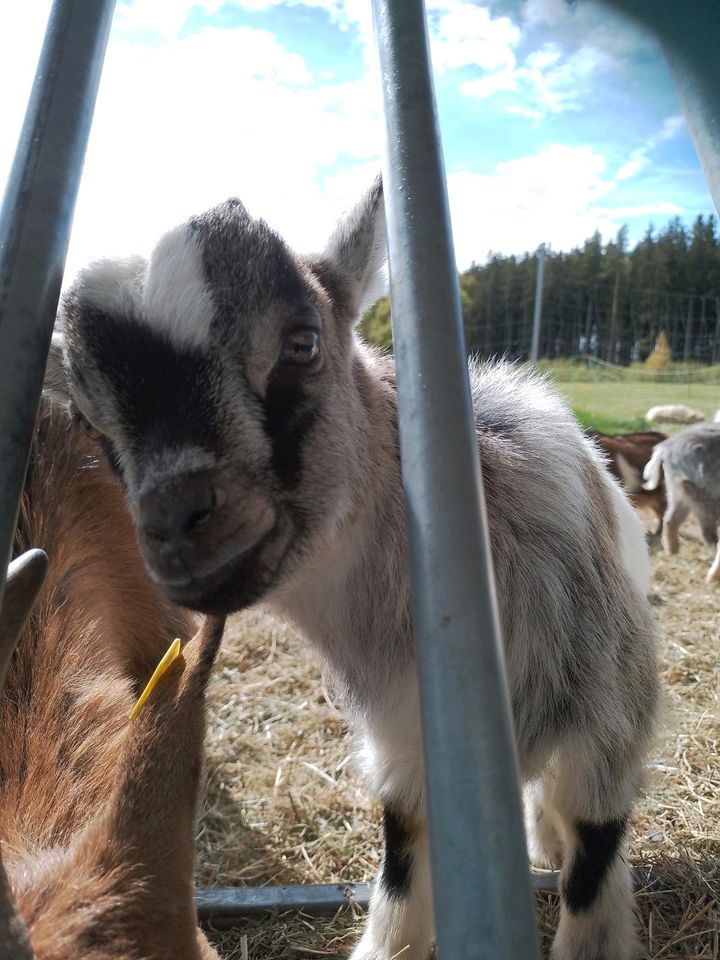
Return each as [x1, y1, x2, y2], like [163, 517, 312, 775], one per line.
[642, 444, 665, 490]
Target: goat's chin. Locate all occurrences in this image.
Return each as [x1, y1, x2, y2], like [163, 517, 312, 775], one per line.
[155, 539, 282, 616]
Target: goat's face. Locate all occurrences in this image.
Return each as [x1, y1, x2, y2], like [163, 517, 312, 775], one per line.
[61, 179, 385, 615]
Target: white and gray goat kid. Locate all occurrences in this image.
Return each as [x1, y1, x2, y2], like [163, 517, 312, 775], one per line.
[59, 178, 658, 960]
[643, 421, 720, 582]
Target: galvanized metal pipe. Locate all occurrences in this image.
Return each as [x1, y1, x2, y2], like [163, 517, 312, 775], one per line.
[372, 2, 540, 957]
[195, 873, 560, 926]
[530, 243, 545, 364]
[0, 0, 116, 607]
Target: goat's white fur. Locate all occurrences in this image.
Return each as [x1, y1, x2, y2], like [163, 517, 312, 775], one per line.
[144, 226, 217, 348]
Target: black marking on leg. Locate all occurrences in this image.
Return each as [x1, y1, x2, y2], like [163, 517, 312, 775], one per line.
[381, 807, 415, 900]
[563, 817, 627, 913]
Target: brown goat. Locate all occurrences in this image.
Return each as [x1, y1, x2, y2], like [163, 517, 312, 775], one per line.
[586, 429, 668, 534]
[0, 397, 225, 959]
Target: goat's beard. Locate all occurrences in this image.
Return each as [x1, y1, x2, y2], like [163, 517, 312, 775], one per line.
[149, 517, 297, 616]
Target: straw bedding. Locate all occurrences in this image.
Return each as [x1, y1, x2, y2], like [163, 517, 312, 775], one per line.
[197, 516, 720, 958]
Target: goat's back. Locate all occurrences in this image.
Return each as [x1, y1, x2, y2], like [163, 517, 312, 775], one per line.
[659, 423, 720, 494]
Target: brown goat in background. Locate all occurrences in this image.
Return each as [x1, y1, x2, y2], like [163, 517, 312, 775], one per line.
[0, 396, 225, 959]
[586, 429, 668, 534]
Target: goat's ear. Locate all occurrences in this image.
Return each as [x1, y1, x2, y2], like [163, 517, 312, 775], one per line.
[310, 174, 387, 320]
[43, 329, 70, 406]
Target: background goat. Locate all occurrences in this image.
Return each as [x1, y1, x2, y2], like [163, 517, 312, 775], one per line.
[59, 179, 658, 960]
[645, 403, 705, 425]
[643, 422, 720, 582]
[586, 429, 667, 534]
[0, 387, 225, 959]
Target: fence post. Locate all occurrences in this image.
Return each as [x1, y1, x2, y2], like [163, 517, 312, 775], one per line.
[372, 1, 540, 957]
[0, 0, 115, 608]
[530, 243, 545, 364]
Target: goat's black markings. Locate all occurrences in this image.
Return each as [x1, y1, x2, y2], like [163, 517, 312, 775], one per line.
[100, 437, 124, 481]
[563, 817, 627, 913]
[262, 373, 317, 488]
[170, 534, 277, 617]
[190, 199, 309, 335]
[80, 312, 222, 456]
[381, 807, 415, 900]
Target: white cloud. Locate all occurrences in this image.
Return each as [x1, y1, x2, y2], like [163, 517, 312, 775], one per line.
[0, 2, 382, 283]
[523, 0, 655, 58]
[429, 3, 520, 73]
[0, 2, 706, 291]
[445, 143, 691, 268]
[616, 147, 649, 182]
[522, 0, 568, 28]
[460, 70, 517, 100]
[0, 1, 53, 191]
[61, 20, 382, 277]
[460, 41, 615, 118]
[659, 115, 685, 141]
[614, 115, 686, 183]
[115, 0, 221, 39]
[446, 145, 618, 265]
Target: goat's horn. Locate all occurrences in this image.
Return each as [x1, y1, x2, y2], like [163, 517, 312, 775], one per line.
[0, 550, 48, 688]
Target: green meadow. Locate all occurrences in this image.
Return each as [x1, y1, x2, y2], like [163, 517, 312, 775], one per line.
[538, 362, 720, 433]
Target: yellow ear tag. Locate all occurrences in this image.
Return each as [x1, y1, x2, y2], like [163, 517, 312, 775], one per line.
[129, 638, 182, 720]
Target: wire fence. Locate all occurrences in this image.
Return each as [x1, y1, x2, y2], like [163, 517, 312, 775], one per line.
[463, 284, 720, 367]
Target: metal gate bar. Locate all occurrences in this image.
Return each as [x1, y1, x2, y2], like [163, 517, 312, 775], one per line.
[196, 873, 559, 925]
[371, 2, 540, 957]
[0, 0, 116, 609]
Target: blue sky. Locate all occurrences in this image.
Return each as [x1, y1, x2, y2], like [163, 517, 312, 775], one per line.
[0, 0, 715, 278]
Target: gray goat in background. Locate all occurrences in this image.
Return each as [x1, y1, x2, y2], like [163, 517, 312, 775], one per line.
[58, 178, 658, 960]
[643, 422, 720, 581]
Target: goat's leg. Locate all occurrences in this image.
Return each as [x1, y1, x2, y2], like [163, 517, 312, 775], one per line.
[350, 807, 434, 960]
[653, 510, 663, 537]
[697, 511, 719, 548]
[651, 491, 665, 536]
[549, 747, 641, 960]
[661, 498, 689, 555]
[701, 524, 719, 548]
[706, 539, 720, 583]
[524, 777, 564, 870]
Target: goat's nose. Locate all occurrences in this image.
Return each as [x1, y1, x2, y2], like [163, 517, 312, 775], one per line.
[139, 475, 220, 547]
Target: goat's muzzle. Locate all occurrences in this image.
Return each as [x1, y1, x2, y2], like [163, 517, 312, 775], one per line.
[137, 469, 276, 603]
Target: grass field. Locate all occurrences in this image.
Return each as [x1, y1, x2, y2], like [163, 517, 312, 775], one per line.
[558, 380, 720, 432]
[196, 373, 720, 959]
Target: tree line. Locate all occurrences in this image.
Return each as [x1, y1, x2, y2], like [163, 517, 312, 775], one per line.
[360, 214, 720, 365]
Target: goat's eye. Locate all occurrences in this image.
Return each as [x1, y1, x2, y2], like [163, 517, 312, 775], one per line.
[280, 327, 320, 367]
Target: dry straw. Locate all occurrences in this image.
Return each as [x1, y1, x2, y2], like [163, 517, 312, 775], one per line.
[198, 516, 720, 958]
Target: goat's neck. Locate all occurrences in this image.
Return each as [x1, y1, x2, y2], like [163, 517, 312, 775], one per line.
[271, 346, 413, 703]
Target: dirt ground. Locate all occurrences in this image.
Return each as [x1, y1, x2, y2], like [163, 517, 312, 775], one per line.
[197, 513, 720, 959]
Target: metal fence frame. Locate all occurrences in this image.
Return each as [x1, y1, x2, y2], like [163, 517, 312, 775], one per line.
[1, 0, 718, 955]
